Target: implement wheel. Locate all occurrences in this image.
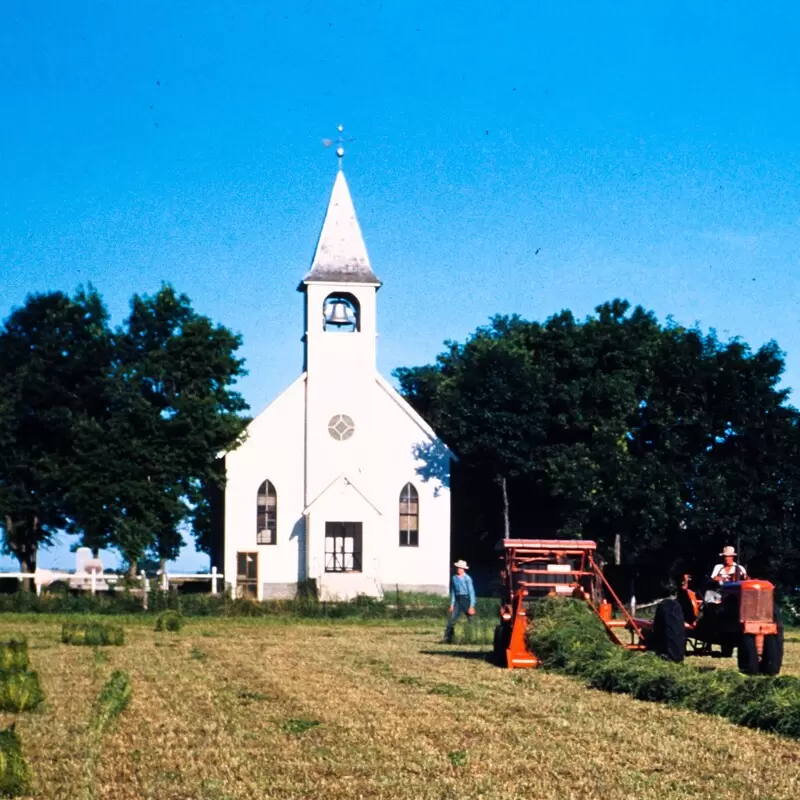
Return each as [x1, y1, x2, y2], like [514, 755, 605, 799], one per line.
[650, 599, 686, 663]
[737, 635, 759, 675]
[493, 623, 510, 667]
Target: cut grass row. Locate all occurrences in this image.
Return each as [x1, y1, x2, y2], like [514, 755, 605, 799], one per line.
[0, 637, 44, 796]
[527, 597, 800, 740]
[0, 639, 45, 713]
[0, 624, 133, 798]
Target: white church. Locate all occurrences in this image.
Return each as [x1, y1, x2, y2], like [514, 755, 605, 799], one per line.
[212, 165, 453, 601]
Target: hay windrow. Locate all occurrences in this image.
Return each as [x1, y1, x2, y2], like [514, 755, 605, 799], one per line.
[93, 670, 132, 732]
[0, 671, 45, 713]
[0, 639, 44, 713]
[0, 641, 28, 674]
[62, 621, 124, 647]
[528, 596, 616, 673]
[450, 618, 495, 645]
[0, 725, 32, 797]
[527, 598, 800, 740]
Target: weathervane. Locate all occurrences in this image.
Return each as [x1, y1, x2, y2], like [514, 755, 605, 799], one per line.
[322, 124, 353, 170]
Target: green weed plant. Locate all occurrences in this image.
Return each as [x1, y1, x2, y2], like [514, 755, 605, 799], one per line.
[189, 646, 208, 662]
[280, 718, 320, 735]
[429, 683, 473, 698]
[154, 610, 184, 632]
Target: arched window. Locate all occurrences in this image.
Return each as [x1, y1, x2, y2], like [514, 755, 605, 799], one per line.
[257, 480, 277, 545]
[399, 483, 419, 547]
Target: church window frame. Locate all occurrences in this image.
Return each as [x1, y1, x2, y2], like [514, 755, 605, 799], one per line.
[236, 552, 258, 598]
[324, 522, 363, 572]
[399, 483, 419, 547]
[256, 480, 278, 545]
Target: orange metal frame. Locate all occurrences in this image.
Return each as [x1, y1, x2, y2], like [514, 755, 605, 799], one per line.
[498, 539, 646, 669]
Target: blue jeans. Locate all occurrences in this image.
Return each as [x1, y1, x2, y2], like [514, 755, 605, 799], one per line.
[443, 595, 473, 642]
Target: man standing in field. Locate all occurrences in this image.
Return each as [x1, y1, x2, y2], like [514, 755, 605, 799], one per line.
[442, 560, 476, 644]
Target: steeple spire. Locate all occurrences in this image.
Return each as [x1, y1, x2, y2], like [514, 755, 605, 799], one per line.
[301, 170, 381, 285]
[322, 123, 348, 171]
[335, 123, 345, 170]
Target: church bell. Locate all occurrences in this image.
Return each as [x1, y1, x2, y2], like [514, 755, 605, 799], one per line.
[324, 300, 355, 327]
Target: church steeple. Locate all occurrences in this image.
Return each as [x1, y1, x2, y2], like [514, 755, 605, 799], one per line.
[301, 171, 381, 286]
[300, 169, 380, 375]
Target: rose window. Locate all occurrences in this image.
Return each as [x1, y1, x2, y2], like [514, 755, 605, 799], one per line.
[328, 414, 355, 441]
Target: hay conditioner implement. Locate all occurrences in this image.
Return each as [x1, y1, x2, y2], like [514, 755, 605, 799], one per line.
[492, 539, 784, 675]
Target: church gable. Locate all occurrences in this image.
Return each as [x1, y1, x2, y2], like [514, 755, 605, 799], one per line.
[304, 474, 382, 517]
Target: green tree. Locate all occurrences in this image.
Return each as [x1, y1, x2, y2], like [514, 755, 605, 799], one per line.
[0, 288, 112, 581]
[398, 314, 549, 541]
[396, 300, 800, 595]
[66, 285, 249, 574]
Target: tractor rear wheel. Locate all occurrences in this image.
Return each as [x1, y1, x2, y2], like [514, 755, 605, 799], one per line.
[759, 605, 784, 676]
[737, 635, 759, 675]
[650, 599, 686, 663]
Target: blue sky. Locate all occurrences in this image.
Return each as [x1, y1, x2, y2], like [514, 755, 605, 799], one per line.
[2, 2, 799, 572]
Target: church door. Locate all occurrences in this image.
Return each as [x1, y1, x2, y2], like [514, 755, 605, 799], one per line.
[324, 522, 363, 573]
[236, 552, 258, 598]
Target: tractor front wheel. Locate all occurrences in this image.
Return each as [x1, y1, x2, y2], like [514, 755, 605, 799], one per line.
[737, 635, 759, 675]
[650, 599, 686, 663]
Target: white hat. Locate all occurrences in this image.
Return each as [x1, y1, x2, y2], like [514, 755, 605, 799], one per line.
[454, 559, 469, 570]
[720, 545, 736, 557]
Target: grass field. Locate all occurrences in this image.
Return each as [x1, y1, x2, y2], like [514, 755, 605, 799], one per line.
[2, 614, 799, 800]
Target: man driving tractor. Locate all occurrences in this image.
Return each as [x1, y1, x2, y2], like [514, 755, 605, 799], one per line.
[711, 545, 747, 584]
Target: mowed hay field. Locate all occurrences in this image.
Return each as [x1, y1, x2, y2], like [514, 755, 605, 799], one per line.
[2, 616, 799, 800]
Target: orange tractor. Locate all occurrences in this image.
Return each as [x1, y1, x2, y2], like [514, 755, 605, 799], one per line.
[492, 538, 784, 675]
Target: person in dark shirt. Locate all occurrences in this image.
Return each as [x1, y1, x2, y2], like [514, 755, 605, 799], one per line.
[442, 560, 476, 643]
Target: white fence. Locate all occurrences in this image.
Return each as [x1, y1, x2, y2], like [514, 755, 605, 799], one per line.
[1, 566, 224, 608]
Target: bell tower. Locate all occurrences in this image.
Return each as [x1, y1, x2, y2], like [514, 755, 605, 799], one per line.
[299, 166, 382, 507]
[299, 169, 381, 375]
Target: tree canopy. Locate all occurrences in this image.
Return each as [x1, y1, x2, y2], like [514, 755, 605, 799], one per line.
[0, 285, 248, 580]
[0, 288, 112, 576]
[395, 299, 800, 596]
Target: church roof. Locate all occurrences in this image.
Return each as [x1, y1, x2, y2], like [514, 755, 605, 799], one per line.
[301, 170, 381, 286]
